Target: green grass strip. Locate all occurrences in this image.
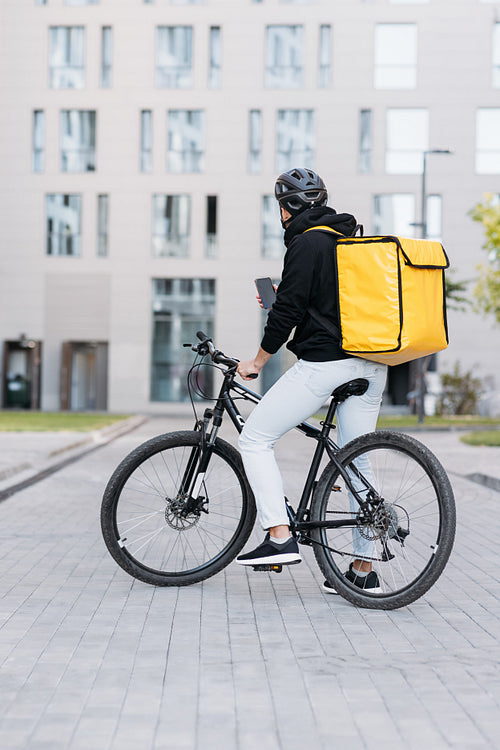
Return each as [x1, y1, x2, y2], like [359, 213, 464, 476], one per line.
[460, 431, 500, 447]
[0, 412, 131, 432]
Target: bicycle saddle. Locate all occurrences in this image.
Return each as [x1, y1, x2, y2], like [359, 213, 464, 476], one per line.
[331, 378, 369, 403]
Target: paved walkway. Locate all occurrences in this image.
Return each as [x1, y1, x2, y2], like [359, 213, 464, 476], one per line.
[1, 409, 500, 750]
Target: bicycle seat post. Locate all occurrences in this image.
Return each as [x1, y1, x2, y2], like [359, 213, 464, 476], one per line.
[319, 398, 338, 436]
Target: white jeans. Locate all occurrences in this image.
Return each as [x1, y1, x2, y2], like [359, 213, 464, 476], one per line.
[238, 358, 388, 535]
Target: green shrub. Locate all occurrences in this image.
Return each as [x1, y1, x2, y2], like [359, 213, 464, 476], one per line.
[435, 362, 484, 416]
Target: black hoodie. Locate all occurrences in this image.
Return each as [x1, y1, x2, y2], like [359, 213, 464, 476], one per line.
[261, 206, 357, 362]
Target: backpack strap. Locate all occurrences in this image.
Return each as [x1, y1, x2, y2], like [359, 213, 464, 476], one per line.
[304, 224, 364, 237]
[302, 226, 344, 339]
[303, 225, 344, 236]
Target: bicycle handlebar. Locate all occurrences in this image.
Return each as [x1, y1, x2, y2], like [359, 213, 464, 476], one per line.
[189, 331, 259, 377]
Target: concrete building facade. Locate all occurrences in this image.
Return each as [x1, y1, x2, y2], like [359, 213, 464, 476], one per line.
[0, 0, 499, 413]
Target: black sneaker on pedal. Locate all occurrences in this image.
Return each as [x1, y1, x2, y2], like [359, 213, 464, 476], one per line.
[236, 534, 302, 566]
[323, 563, 382, 594]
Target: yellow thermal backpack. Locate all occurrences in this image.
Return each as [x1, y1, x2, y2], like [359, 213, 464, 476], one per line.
[304, 227, 450, 366]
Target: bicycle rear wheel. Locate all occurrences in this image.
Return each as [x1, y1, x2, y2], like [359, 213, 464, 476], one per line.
[310, 430, 455, 609]
[101, 430, 256, 586]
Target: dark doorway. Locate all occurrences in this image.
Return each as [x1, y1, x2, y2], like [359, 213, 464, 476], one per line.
[2, 338, 42, 409]
[60, 341, 108, 410]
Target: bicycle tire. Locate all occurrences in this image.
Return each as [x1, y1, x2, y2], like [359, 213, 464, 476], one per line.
[310, 430, 456, 610]
[101, 430, 256, 586]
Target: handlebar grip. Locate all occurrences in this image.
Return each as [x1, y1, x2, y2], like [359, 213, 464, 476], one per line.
[196, 331, 209, 342]
[247, 373, 258, 379]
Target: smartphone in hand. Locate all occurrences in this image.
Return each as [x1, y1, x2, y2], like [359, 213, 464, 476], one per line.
[254, 277, 276, 309]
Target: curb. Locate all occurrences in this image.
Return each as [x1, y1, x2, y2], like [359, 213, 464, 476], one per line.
[0, 415, 147, 503]
[465, 472, 500, 493]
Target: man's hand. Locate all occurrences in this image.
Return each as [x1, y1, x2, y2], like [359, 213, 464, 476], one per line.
[237, 347, 272, 381]
[237, 360, 262, 381]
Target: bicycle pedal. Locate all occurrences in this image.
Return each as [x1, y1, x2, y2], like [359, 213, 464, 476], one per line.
[252, 564, 283, 573]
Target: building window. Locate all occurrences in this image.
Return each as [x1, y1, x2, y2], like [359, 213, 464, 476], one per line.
[426, 195, 442, 242]
[46, 194, 82, 256]
[33, 111, 45, 173]
[206, 196, 217, 258]
[151, 278, 215, 402]
[375, 24, 417, 89]
[266, 26, 303, 89]
[36, 0, 47, 6]
[386, 108, 428, 174]
[276, 109, 314, 172]
[249, 109, 262, 174]
[209, 27, 222, 88]
[262, 196, 284, 259]
[140, 110, 153, 173]
[101, 27, 112, 88]
[493, 24, 500, 87]
[156, 27, 193, 88]
[167, 110, 204, 173]
[476, 108, 500, 173]
[97, 195, 109, 257]
[359, 109, 372, 174]
[61, 110, 96, 172]
[152, 194, 191, 257]
[318, 25, 331, 88]
[49, 27, 85, 89]
[373, 194, 416, 238]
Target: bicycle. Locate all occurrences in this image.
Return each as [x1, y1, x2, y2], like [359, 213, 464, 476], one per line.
[101, 332, 456, 610]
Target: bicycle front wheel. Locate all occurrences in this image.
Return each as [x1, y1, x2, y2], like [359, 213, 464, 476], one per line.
[101, 430, 256, 586]
[310, 431, 456, 610]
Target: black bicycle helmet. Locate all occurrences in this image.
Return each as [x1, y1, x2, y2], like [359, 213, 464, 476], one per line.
[274, 167, 328, 218]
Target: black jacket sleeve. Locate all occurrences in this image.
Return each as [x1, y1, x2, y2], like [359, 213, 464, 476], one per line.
[260, 235, 316, 355]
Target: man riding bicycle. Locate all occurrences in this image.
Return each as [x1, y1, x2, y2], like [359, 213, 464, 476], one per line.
[236, 168, 387, 593]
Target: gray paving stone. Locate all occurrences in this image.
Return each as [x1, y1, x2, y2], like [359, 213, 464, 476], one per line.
[1, 415, 500, 749]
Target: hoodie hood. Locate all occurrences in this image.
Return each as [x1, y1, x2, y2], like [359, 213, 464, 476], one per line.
[283, 206, 357, 248]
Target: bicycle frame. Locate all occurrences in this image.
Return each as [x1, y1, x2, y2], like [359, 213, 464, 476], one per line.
[191, 368, 378, 536]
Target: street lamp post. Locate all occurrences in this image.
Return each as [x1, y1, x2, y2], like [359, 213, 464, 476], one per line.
[415, 148, 452, 423]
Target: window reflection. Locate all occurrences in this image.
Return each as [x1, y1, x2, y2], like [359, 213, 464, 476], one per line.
[249, 110, 262, 174]
[318, 25, 331, 88]
[152, 194, 191, 257]
[359, 109, 372, 174]
[266, 26, 303, 89]
[386, 108, 428, 174]
[97, 195, 109, 257]
[140, 110, 153, 173]
[373, 194, 416, 237]
[375, 24, 417, 89]
[60, 110, 96, 172]
[276, 109, 314, 172]
[33, 111, 45, 173]
[426, 195, 442, 242]
[101, 27, 112, 88]
[493, 24, 500, 88]
[49, 27, 85, 89]
[262, 196, 284, 259]
[46, 194, 82, 257]
[151, 279, 216, 402]
[476, 109, 500, 173]
[156, 27, 193, 88]
[167, 110, 204, 172]
[209, 27, 221, 89]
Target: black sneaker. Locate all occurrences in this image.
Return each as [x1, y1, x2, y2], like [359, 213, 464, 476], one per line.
[323, 563, 382, 594]
[236, 534, 302, 566]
